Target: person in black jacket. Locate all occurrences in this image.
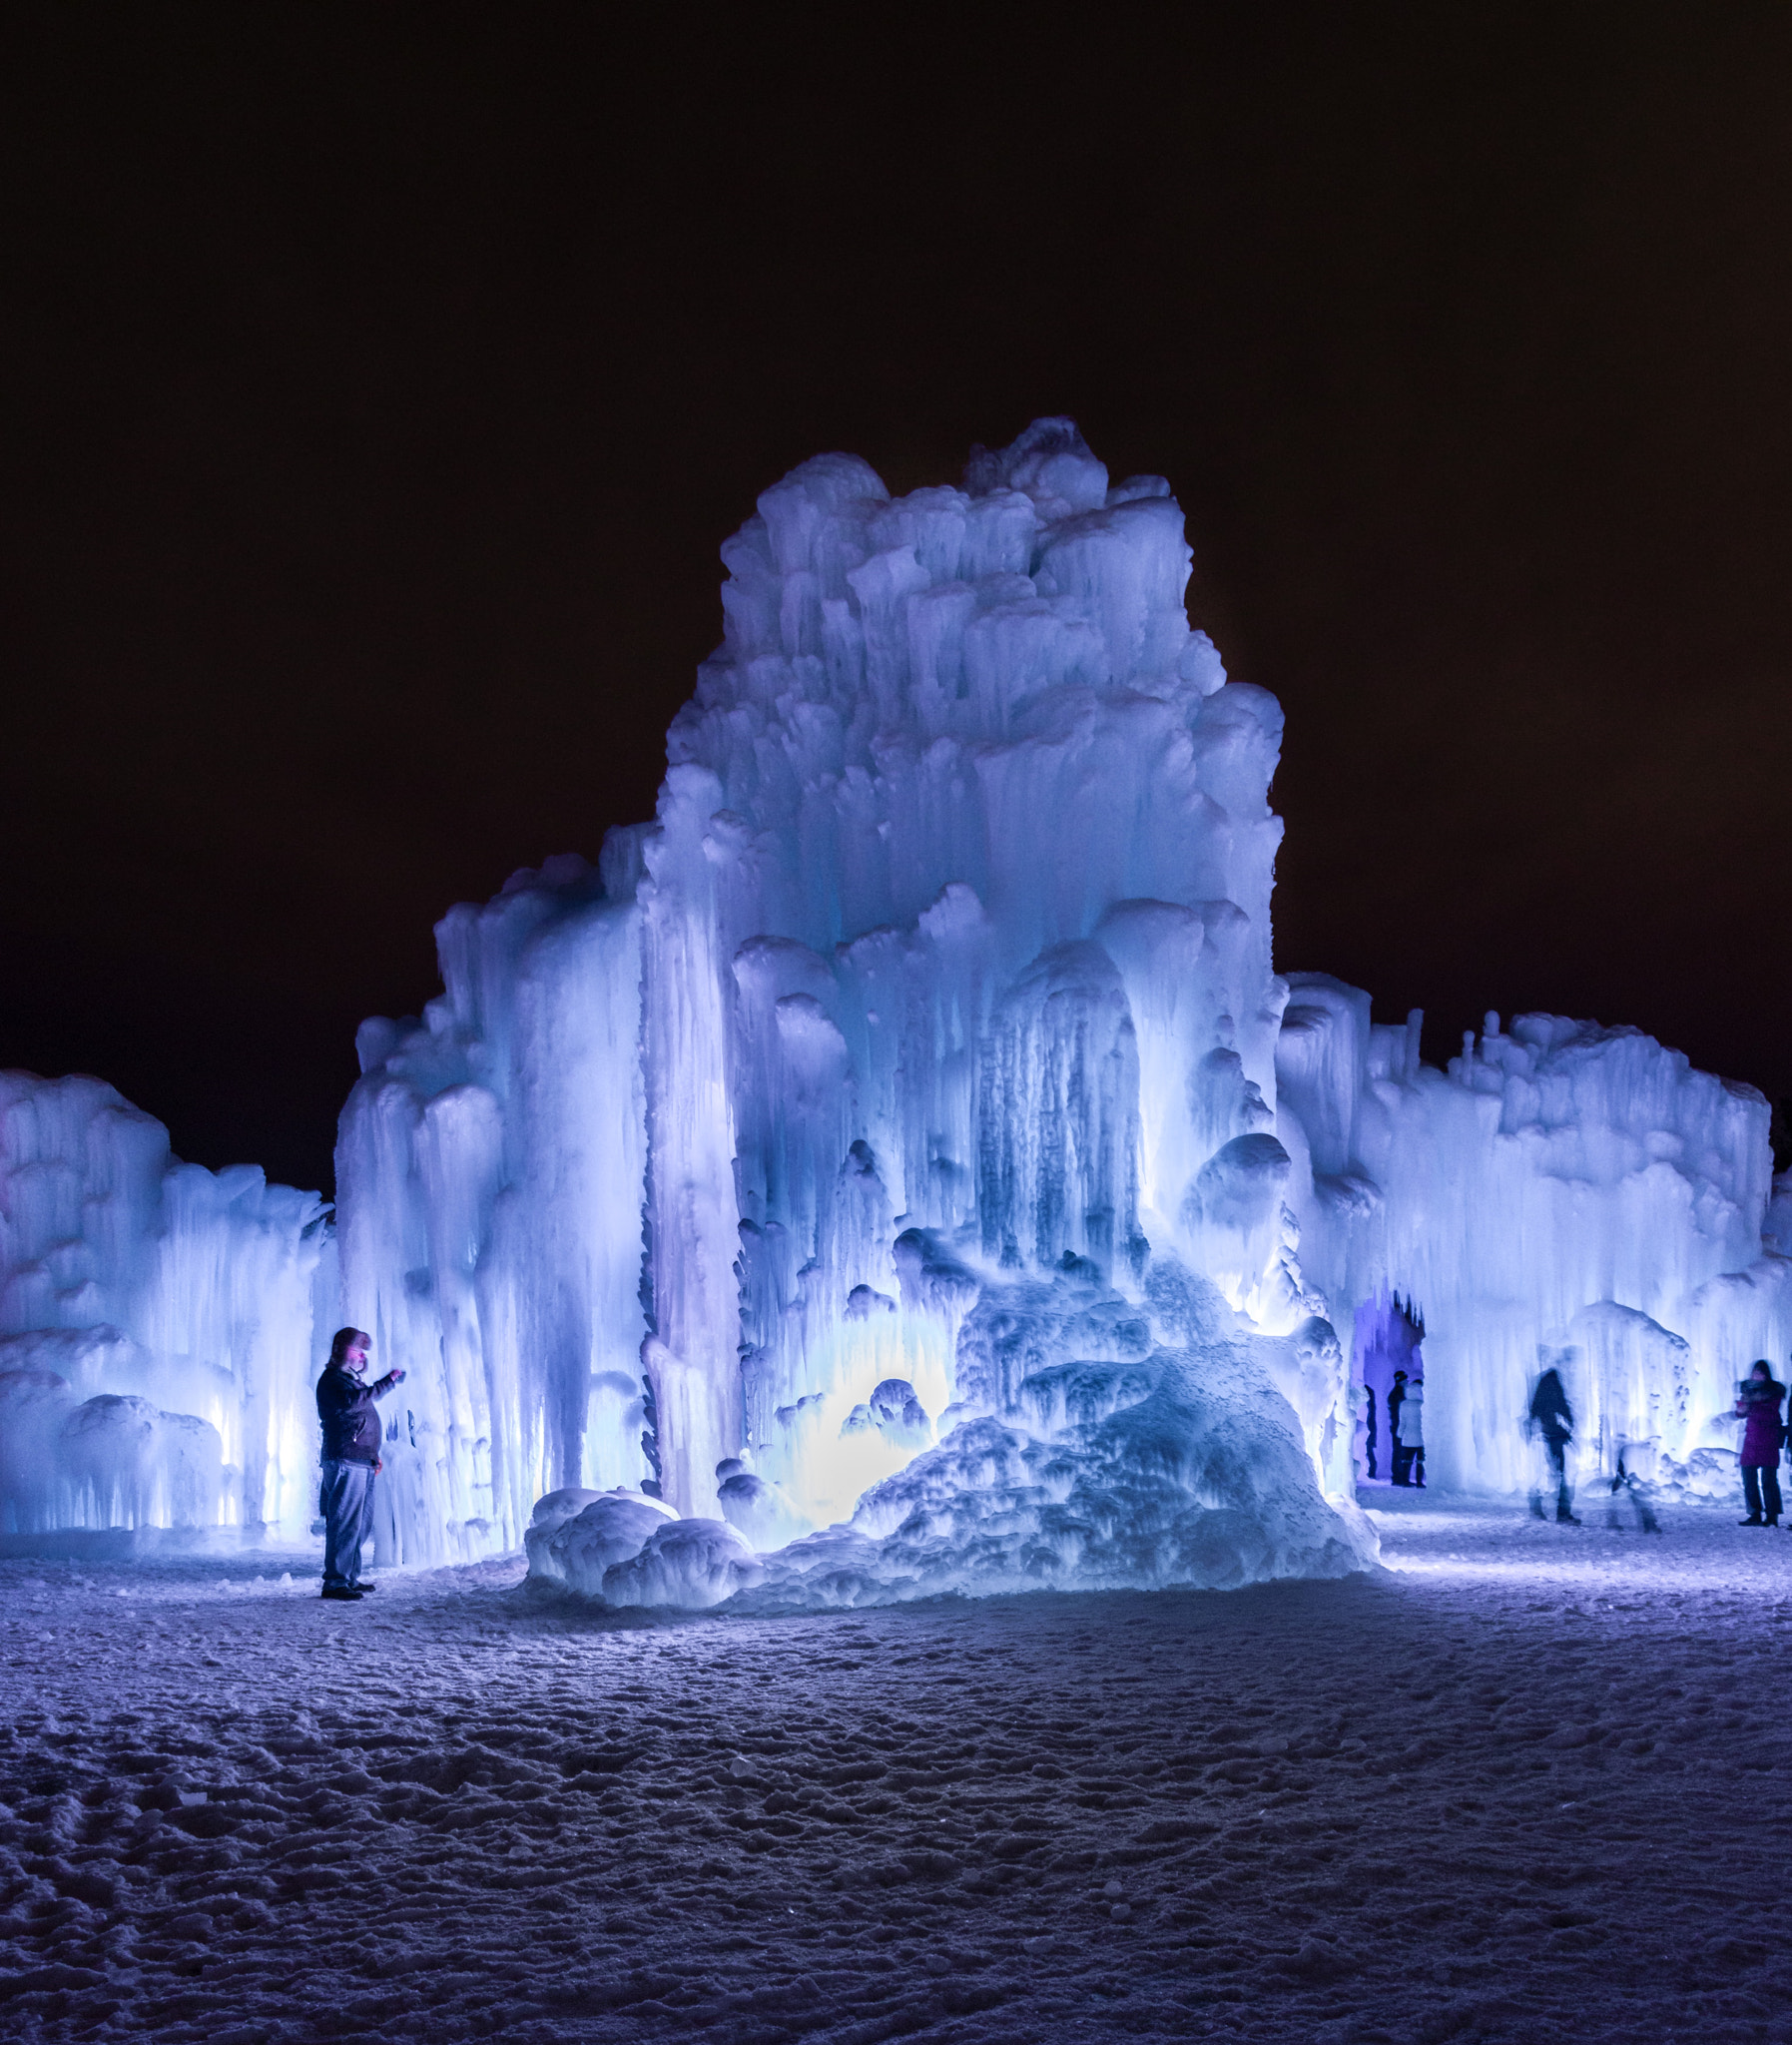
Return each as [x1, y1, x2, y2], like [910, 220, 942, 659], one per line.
[316, 1327, 405, 1601]
[1527, 1366, 1580, 1526]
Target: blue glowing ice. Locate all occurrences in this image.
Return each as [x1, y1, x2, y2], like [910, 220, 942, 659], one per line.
[6, 421, 1788, 1592]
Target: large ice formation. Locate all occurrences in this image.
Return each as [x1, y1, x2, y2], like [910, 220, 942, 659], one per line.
[1281, 998, 1792, 1503]
[339, 418, 1376, 1594]
[0, 1072, 330, 1539]
[7, 420, 1788, 1585]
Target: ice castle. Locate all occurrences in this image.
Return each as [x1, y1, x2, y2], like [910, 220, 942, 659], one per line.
[4, 421, 1787, 1600]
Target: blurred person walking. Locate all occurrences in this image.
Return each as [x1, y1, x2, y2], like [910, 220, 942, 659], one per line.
[1604, 1447, 1661, 1534]
[1527, 1366, 1580, 1525]
[316, 1327, 405, 1600]
[1734, 1360, 1785, 1527]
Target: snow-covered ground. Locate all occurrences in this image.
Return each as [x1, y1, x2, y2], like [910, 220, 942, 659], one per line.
[2, 1493, 1789, 2044]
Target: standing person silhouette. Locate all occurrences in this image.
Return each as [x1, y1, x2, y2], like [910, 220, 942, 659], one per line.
[1395, 1372, 1425, 1489]
[1734, 1360, 1786, 1527]
[1362, 1375, 1380, 1480]
[1389, 1370, 1411, 1484]
[1527, 1366, 1580, 1525]
[316, 1327, 405, 1601]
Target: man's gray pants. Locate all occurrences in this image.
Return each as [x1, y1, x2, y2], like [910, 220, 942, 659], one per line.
[320, 1459, 375, 1589]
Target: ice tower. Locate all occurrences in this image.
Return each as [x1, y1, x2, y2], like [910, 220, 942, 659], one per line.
[339, 420, 1374, 1596]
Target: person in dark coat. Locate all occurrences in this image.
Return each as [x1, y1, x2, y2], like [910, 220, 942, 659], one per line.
[1389, 1370, 1411, 1484]
[1527, 1366, 1580, 1525]
[316, 1326, 405, 1601]
[1363, 1376, 1380, 1480]
[1734, 1360, 1786, 1527]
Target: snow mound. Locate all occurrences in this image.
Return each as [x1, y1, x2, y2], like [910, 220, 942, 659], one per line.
[737, 1263, 1375, 1609]
[526, 1490, 767, 1609]
[602, 1518, 766, 1610]
[530, 1263, 1375, 1612]
[526, 1488, 677, 1589]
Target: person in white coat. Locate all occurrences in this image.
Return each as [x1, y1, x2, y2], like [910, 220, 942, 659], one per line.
[1395, 1374, 1425, 1489]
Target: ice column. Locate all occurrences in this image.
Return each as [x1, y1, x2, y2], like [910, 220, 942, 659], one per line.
[343, 419, 1321, 1559]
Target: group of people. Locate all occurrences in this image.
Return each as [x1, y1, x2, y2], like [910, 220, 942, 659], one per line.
[1515, 1357, 1789, 1531]
[308, 1328, 1792, 1595]
[1369, 1352, 1789, 1534]
[1528, 1358, 1788, 1531]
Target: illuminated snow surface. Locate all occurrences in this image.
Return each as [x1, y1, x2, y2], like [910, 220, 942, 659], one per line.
[4, 1499, 1791, 2044]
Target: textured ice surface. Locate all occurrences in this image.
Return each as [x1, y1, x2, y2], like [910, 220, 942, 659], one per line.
[0, 1072, 329, 1538]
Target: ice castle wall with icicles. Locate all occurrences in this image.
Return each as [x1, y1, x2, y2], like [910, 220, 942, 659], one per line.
[1278, 982, 1792, 1502]
[5, 418, 1791, 1572]
[0, 1071, 332, 1538]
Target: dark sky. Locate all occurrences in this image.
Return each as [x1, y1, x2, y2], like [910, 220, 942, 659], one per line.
[3, 5, 1789, 1198]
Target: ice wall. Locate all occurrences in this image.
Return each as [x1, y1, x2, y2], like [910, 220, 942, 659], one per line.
[1276, 1001, 1790, 1501]
[344, 419, 1371, 1585]
[340, 415, 1792, 1591]
[335, 852, 653, 1564]
[14, 419, 1770, 1579]
[0, 1071, 329, 1538]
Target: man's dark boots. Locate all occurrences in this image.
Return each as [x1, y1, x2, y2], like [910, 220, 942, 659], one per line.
[321, 1585, 363, 1601]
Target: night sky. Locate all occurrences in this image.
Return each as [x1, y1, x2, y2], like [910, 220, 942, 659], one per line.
[4, 6, 1789, 1199]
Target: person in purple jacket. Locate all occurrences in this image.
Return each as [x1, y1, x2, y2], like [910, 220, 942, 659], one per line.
[1734, 1360, 1786, 1528]
[316, 1327, 405, 1599]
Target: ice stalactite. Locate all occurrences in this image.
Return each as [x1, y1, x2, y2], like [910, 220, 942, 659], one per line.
[0, 1072, 328, 1540]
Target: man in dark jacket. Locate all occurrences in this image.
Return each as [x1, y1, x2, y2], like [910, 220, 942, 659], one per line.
[1527, 1365, 1580, 1526]
[316, 1326, 405, 1601]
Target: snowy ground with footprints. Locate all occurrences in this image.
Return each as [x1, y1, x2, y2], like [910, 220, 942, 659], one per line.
[2, 1494, 1789, 2045]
